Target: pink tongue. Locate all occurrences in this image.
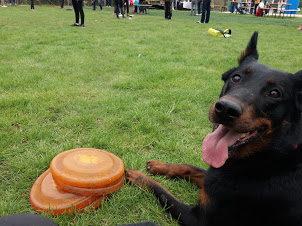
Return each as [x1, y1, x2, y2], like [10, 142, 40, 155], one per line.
[202, 125, 243, 168]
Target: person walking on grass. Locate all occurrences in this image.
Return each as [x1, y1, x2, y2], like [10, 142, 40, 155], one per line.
[70, 0, 85, 27]
[196, 0, 211, 23]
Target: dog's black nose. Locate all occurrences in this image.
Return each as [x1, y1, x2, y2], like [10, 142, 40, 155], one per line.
[215, 99, 242, 121]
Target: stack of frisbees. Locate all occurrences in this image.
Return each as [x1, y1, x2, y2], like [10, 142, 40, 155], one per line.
[30, 148, 124, 215]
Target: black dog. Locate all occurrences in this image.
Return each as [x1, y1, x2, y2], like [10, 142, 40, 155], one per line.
[125, 32, 302, 226]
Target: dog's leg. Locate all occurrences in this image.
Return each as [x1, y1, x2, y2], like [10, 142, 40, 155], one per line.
[125, 170, 200, 226]
[146, 161, 206, 188]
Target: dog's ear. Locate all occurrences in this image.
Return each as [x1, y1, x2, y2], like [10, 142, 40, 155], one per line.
[238, 32, 259, 65]
[294, 70, 302, 111]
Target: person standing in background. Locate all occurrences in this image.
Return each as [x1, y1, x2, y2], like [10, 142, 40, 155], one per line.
[254, 0, 260, 14]
[124, 0, 129, 17]
[70, 0, 85, 27]
[197, 0, 202, 15]
[250, 0, 255, 14]
[106, 0, 111, 6]
[191, 0, 197, 15]
[60, 0, 64, 8]
[30, 0, 35, 11]
[114, 0, 125, 19]
[9, 0, 16, 5]
[196, 0, 210, 23]
[164, 0, 172, 19]
[93, 0, 103, 10]
[1, 0, 7, 7]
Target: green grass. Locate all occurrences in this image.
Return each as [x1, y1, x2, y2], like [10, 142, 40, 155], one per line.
[0, 5, 302, 225]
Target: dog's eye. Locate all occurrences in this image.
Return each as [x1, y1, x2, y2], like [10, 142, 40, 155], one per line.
[232, 74, 241, 83]
[269, 90, 280, 98]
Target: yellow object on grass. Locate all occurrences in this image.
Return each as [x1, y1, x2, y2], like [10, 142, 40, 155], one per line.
[208, 28, 232, 38]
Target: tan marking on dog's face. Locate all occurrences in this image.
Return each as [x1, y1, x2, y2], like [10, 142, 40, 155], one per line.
[245, 68, 253, 73]
[232, 106, 272, 131]
[208, 103, 216, 123]
[267, 78, 275, 84]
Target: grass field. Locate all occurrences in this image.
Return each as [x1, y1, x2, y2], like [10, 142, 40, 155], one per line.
[0, 5, 302, 225]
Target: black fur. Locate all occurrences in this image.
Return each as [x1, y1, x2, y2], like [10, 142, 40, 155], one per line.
[126, 32, 302, 226]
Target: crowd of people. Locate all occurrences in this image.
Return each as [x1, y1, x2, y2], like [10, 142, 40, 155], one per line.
[229, 0, 282, 16]
[0, 0, 220, 25]
[1, 0, 301, 28]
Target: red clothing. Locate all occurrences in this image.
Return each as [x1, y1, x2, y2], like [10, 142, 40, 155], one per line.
[255, 7, 263, 16]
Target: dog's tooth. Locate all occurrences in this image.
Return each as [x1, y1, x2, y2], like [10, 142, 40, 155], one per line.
[240, 133, 247, 139]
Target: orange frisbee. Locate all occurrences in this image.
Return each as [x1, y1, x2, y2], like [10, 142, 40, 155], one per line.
[52, 174, 124, 196]
[50, 148, 124, 190]
[30, 169, 105, 215]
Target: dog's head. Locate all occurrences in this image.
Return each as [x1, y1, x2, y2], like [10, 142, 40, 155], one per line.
[202, 32, 302, 168]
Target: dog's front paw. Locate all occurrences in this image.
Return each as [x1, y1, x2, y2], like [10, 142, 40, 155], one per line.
[146, 160, 174, 178]
[125, 169, 150, 188]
